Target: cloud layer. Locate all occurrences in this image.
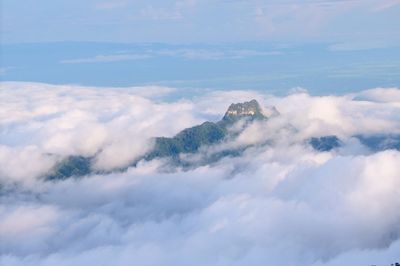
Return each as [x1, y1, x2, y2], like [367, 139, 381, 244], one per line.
[1, 82, 400, 266]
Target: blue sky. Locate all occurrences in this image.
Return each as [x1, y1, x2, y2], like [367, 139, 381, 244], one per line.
[1, 0, 400, 94]
[2, 0, 400, 44]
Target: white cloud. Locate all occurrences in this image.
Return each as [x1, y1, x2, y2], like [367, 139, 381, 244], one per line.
[0, 145, 56, 184]
[0, 82, 400, 265]
[0, 82, 200, 179]
[355, 87, 400, 103]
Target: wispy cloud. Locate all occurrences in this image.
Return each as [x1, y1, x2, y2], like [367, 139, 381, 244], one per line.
[60, 48, 283, 64]
[328, 41, 393, 51]
[252, 0, 359, 35]
[172, 49, 283, 60]
[95, 1, 127, 10]
[138, 5, 183, 20]
[60, 54, 152, 64]
[2, 0, 399, 43]
[136, 1, 196, 21]
[0, 68, 8, 75]
[372, 0, 400, 12]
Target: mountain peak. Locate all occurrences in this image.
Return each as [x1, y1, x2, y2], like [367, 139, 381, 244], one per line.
[222, 99, 267, 122]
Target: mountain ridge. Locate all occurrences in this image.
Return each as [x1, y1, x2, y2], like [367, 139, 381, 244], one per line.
[45, 100, 400, 180]
[47, 99, 268, 180]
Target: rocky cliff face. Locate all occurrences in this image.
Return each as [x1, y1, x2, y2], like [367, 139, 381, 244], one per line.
[222, 99, 267, 122]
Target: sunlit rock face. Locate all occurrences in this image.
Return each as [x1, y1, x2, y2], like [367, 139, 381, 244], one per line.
[222, 99, 267, 123]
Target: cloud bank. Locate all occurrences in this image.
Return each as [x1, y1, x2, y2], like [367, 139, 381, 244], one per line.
[0, 82, 400, 266]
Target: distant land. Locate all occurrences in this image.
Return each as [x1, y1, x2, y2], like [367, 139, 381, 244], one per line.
[1, 42, 400, 96]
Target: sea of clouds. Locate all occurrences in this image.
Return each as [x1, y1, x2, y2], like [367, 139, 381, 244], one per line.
[0, 82, 400, 266]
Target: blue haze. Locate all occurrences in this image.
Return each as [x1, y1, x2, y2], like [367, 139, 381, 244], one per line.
[1, 42, 399, 96]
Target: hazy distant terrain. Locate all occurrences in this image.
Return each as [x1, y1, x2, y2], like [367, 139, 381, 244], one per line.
[1, 42, 399, 95]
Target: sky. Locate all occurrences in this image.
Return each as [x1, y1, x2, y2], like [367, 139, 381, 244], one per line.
[1, 0, 400, 92]
[1, 0, 400, 44]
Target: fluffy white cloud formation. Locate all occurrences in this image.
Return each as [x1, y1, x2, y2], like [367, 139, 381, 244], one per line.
[0, 82, 400, 266]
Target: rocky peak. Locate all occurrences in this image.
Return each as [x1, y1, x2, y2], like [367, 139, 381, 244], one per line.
[222, 99, 267, 122]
